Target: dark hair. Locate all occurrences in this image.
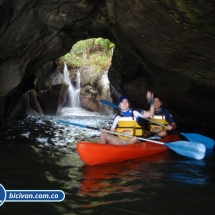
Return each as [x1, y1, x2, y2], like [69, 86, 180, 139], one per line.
[154, 95, 162, 102]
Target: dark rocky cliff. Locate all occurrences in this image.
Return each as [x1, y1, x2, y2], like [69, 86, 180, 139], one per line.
[0, 0, 215, 128]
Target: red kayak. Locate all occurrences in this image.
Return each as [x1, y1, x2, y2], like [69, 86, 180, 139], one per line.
[76, 134, 180, 165]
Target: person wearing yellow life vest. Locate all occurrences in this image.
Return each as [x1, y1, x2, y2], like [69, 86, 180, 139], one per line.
[98, 91, 154, 145]
[149, 95, 177, 137]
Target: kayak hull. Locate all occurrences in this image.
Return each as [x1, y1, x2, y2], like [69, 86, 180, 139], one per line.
[76, 134, 180, 165]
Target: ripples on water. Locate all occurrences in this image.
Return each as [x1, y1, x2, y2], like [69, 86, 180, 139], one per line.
[0, 107, 215, 215]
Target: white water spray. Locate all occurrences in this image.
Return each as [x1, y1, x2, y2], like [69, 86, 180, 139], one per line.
[63, 63, 80, 107]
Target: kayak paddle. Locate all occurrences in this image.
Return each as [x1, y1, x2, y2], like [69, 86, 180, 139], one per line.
[58, 119, 206, 160]
[100, 99, 119, 109]
[99, 99, 215, 149]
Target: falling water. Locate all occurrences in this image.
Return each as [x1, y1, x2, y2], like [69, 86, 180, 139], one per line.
[63, 63, 80, 107]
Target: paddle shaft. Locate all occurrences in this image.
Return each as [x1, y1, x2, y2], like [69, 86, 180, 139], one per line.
[58, 119, 206, 160]
[58, 120, 163, 144]
[81, 124, 163, 144]
[103, 130, 205, 160]
[141, 117, 167, 128]
[106, 130, 164, 145]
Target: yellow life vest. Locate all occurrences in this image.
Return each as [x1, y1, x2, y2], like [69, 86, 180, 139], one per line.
[148, 115, 169, 133]
[115, 117, 146, 140]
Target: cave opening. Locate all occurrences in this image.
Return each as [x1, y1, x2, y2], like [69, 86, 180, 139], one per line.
[60, 38, 115, 111]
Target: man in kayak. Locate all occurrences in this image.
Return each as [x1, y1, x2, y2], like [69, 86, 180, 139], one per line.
[148, 95, 177, 137]
[98, 91, 154, 145]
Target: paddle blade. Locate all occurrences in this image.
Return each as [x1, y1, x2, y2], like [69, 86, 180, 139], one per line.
[100, 100, 119, 109]
[181, 133, 214, 149]
[164, 141, 206, 160]
[58, 120, 99, 131]
[58, 120, 86, 128]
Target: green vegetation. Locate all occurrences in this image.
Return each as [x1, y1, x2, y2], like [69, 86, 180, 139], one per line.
[61, 38, 115, 73]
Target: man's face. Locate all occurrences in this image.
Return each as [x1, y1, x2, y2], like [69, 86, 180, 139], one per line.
[118, 99, 130, 111]
[154, 98, 162, 109]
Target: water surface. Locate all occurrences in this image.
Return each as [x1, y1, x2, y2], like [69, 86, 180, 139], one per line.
[0, 108, 214, 215]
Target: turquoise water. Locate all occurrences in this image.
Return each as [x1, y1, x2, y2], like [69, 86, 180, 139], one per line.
[0, 108, 214, 214]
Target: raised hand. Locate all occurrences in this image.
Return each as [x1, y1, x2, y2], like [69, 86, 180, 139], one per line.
[146, 91, 154, 104]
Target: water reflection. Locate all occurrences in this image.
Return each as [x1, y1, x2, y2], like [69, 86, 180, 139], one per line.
[79, 151, 211, 199]
[79, 154, 167, 197]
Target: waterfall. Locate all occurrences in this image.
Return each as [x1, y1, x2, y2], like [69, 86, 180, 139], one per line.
[63, 63, 80, 108]
[72, 70, 80, 107]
